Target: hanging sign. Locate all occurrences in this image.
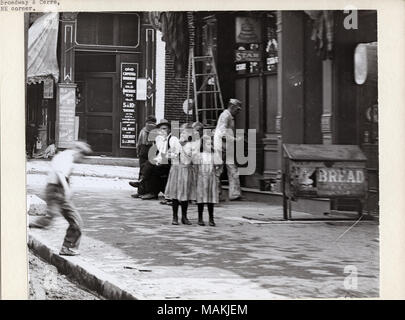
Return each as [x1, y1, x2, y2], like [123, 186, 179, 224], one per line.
[136, 78, 147, 101]
[120, 63, 138, 149]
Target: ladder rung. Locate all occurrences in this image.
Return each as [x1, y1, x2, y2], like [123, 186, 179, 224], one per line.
[197, 90, 220, 94]
[193, 55, 212, 61]
[195, 73, 216, 76]
[197, 108, 224, 112]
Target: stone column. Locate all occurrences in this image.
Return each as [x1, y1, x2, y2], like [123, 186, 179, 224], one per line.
[56, 12, 77, 148]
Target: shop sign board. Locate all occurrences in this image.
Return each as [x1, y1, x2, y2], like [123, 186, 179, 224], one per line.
[282, 144, 368, 220]
[235, 50, 261, 62]
[120, 63, 138, 149]
[57, 86, 76, 148]
[288, 161, 367, 198]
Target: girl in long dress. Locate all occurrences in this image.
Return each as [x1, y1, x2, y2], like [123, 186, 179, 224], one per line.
[195, 134, 220, 226]
[164, 123, 196, 225]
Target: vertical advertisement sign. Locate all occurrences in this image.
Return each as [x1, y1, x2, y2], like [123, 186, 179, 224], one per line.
[120, 63, 138, 148]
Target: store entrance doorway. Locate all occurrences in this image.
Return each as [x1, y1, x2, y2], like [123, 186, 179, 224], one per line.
[75, 51, 140, 157]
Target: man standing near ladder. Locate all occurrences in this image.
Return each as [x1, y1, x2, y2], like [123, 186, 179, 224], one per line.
[214, 98, 243, 201]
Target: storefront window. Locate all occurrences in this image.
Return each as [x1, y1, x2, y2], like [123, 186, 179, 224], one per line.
[265, 12, 278, 72]
[76, 13, 140, 47]
[234, 12, 278, 75]
[235, 16, 262, 75]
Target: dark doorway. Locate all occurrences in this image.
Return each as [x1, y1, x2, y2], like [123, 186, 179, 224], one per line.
[75, 51, 141, 157]
[76, 73, 117, 155]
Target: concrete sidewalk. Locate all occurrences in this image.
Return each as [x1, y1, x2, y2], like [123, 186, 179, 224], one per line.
[27, 174, 379, 299]
[27, 159, 138, 180]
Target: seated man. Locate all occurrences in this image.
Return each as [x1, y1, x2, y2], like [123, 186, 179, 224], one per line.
[139, 119, 173, 200]
[130, 115, 156, 198]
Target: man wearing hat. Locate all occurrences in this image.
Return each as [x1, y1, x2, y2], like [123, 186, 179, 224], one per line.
[139, 118, 174, 200]
[214, 98, 243, 201]
[129, 115, 157, 197]
[29, 140, 92, 256]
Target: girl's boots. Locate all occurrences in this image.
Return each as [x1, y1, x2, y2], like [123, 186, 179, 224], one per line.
[198, 212, 205, 226]
[172, 212, 179, 225]
[209, 212, 216, 227]
[181, 213, 192, 225]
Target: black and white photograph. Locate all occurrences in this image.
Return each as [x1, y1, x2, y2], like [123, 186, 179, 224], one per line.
[23, 8, 380, 300]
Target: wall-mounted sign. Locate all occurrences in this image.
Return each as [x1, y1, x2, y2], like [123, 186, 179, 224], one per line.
[235, 50, 261, 62]
[120, 63, 138, 149]
[57, 87, 76, 148]
[235, 17, 262, 43]
[136, 78, 147, 101]
[235, 63, 247, 71]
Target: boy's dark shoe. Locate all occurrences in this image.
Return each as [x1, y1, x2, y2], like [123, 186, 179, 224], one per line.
[141, 193, 158, 200]
[59, 246, 80, 256]
[129, 181, 141, 188]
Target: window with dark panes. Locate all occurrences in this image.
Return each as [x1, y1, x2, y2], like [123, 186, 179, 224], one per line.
[76, 13, 139, 47]
[265, 12, 278, 73]
[75, 53, 116, 73]
[117, 14, 139, 47]
[98, 14, 114, 45]
[234, 12, 278, 75]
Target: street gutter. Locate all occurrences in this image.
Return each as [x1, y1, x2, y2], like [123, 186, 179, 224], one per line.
[28, 234, 143, 300]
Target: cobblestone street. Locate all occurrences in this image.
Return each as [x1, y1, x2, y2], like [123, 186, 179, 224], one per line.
[27, 173, 379, 299]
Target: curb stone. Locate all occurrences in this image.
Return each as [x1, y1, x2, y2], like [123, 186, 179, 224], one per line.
[28, 234, 141, 300]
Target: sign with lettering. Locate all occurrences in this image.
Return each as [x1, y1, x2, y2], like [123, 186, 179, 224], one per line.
[235, 50, 261, 62]
[57, 86, 76, 148]
[120, 63, 138, 149]
[289, 162, 367, 197]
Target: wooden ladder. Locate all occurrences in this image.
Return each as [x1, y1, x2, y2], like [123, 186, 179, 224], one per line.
[186, 47, 224, 128]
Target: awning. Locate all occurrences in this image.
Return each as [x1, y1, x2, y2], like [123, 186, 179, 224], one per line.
[27, 12, 60, 84]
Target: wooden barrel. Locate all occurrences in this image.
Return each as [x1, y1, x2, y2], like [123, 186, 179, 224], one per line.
[354, 42, 377, 85]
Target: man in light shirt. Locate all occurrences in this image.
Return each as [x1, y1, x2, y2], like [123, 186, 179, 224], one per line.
[29, 141, 92, 256]
[214, 98, 243, 201]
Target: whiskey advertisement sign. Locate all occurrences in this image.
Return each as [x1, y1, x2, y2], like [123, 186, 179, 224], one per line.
[120, 63, 138, 149]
